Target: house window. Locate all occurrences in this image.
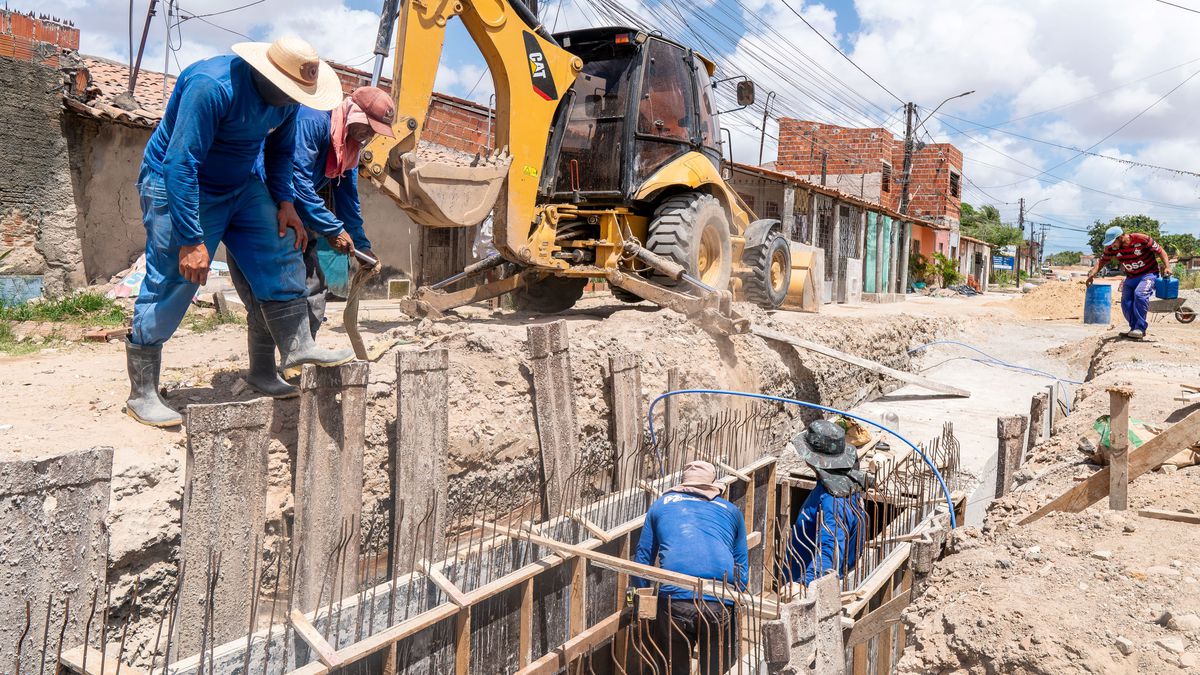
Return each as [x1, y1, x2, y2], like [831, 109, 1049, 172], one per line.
[949, 171, 961, 198]
[881, 162, 892, 193]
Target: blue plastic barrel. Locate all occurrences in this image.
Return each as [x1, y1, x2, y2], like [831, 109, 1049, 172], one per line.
[1084, 283, 1112, 324]
[1156, 275, 1180, 299]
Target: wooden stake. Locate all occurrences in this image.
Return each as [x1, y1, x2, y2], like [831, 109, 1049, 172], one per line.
[1137, 508, 1200, 525]
[1108, 387, 1132, 511]
[289, 609, 345, 668]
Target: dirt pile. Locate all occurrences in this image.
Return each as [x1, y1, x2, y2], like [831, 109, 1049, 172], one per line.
[898, 320, 1200, 674]
[1003, 279, 1118, 321]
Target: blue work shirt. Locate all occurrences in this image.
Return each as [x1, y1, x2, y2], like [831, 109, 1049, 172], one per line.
[289, 107, 371, 251]
[787, 482, 863, 585]
[140, 55, 298, 245]
[632, 491, 749, 601]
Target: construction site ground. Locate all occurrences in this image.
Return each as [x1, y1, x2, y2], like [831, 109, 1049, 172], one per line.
[4, 279, 1199, 672]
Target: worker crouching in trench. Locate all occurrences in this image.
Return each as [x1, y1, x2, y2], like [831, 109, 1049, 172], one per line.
[785, 420, 869, 586]
[630, 461, 749, 675]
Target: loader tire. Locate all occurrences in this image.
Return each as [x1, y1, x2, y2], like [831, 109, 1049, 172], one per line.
[646, 193, 732, 291]
[742, 230, 791, 309]
[512, 275, 587, 314]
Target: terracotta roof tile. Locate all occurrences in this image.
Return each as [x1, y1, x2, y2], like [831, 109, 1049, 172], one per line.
[66, 54, 175, 127]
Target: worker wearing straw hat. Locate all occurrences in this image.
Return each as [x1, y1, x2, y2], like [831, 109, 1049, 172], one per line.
[786, 420, 867, 585]
[126, 36, 352, 427]
[631, 460, 748, 675]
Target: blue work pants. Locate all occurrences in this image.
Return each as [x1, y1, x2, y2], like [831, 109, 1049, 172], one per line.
[1121, 273, 1156, 333]
[131, 170, 306, 346]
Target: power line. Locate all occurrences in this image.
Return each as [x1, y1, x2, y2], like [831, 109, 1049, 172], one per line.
[773, 0, 905, 106]
[177, 9, 252, 39]
[184, 0, 265, 20]
[1154, 0, 1200, 14]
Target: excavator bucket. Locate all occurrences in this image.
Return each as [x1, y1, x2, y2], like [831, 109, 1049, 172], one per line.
[391, 146, 512, 229]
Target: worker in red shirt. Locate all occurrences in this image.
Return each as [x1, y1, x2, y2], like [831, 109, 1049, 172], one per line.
[1086, 226, 1171, 339]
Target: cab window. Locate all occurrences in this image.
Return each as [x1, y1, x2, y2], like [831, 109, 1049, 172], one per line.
[637, 40, 694, 143]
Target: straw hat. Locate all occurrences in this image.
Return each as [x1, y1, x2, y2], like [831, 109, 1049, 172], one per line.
[232, 36, 343, 111]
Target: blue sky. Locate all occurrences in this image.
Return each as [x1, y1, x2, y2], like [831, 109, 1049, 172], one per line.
[41, 0, 1200, 252]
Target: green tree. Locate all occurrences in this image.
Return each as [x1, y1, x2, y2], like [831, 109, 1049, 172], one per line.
[959, 201, 1024, 248]
[1046, 250, 1083, 266]
[1159, 233, 1199, 257]
[1087, 215, 1162, 254]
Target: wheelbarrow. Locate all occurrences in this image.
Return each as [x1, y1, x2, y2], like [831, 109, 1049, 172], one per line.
[1148, 297, 1197, 324]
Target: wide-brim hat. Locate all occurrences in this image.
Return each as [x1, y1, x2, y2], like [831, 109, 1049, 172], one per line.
[793, 419, 856, 471]
[233, 37, 343, 111]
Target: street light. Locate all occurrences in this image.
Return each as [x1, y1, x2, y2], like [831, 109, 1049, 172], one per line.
[916, 90, 975, 132]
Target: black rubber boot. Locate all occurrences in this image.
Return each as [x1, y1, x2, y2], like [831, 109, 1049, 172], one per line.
[260, 299, 354, 370]
[245, 319, 299, 399]
[125, 338, 183, 427]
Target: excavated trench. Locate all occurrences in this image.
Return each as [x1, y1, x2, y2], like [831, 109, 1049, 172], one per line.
[99, 300, 960, 667]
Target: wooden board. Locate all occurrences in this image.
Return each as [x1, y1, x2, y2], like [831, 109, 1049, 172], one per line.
[751, 326, 971, 398]
[1021, 408, 1200, 523]
[1138, 508, 1200, 525]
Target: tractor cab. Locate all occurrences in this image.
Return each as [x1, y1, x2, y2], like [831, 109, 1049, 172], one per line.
[542, 27, 744, 205]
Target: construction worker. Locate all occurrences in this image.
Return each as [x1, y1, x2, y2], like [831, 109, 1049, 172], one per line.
[126, 36, 352, 427]
[786, 420, 866, 586]
[1087, 226, 1172, 340]
[227, 86, 394, 398]
[632, 460, 747, 675]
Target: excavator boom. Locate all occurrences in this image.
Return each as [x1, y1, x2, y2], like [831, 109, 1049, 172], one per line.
[360, 0, 580, 267]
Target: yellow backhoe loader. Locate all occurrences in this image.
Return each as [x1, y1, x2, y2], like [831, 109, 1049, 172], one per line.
[360, 0, 799, 334]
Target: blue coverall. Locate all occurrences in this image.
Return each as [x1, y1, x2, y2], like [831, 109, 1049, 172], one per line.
[289, 106, 372, 250]
[132, 55, 306, 346]
[632, 491, 749, 600]
[786, 482, 863, 585]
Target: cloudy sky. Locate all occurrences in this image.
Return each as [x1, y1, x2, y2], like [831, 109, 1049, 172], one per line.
[36, 0, 1200, 251]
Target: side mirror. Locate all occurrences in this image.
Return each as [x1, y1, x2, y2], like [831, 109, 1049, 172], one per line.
[737, 80, 756, 107]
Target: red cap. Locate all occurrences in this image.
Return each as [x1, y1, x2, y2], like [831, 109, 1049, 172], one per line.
[351, 86, 396, 138]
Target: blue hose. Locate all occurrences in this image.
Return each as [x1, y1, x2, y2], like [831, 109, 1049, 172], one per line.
[908, 340, 1084, 385]
[646, 389, 958, 529]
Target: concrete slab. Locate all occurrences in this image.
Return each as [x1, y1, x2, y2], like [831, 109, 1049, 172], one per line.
[176, 398, 272, 659]
[609, 352, 644, 491]
[294, 362, 370, 612]
[0, 446, 112, 673]
[394, 349, 449, 576]
[527, 321, 579, 517]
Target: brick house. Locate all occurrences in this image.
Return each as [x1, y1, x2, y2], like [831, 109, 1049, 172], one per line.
[0, 8, 492, 300]
[775, 118, 976, 282]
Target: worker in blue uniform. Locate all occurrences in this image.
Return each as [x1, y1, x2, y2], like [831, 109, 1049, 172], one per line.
[786, 419, 868, 586]
[126, 36, 351, 426]
[227, 86, 394, 398]
[632, 461, 748, 675]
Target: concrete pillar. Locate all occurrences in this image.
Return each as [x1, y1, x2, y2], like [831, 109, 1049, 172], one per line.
[0, 447, 112, 674]
[608, 352, 644, 491]
[177, 399, 272, 658]
[888, 218, 901, 295]
[898, 221, 912, 295]
[393, 349, 450, 576]
[665, 367, 681, 440]
[995, 415, 1029, 497]
[829, 200, 842, 303]
[293, 362, 370, 612]
[1026, 392, 1049, 455]
[855, 209, 866, 259]
[873, 216, 885, 296]
[812, 573, 845, 674]
[527, 321, 579, 517]
[782, 185, 796, 241]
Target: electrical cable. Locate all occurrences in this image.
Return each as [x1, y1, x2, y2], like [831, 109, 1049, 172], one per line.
[644, 389, 958, 529]
[906, 340, 1084, 385]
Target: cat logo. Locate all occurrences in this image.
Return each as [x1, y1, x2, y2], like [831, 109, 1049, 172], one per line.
[523, 31, 558, 101]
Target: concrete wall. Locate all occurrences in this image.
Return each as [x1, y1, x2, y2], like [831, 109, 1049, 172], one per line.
[0, 55, 85, 296]
[65, 116, 151, 282]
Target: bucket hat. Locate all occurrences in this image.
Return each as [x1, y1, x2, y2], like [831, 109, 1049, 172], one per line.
[792, 419, 856, 470]
[232, 36, 343, 111]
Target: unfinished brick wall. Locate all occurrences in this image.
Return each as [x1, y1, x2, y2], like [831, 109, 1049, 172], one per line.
[776, 119, 898, 209]
[903, 142, 963, 225]
[0, 10, 78, 67]
[0, 23, 86, 296]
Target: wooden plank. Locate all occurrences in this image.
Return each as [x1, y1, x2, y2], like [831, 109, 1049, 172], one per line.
[1108, 388, 1132, 511]
[421, 559, 470, 607]
[846, 590, 912, 649]
[482, 521, 779, 619]
[609, 353, 644, 491]
[517, 609, 632, 675]
[454, 607, 471, 675]
[327, 603, 460, 667]
[716, 460, 751, 482]
[567, 510, 613, 543]
[59, 646, 151, 675]
[751, 326, 971, 398]
[290, 608, 346, 668]
[1021, 408, 1200, 523]
[569, 557, 587, 637]
[1138, 508, 1200, 525]
[519, 579, 533, 668]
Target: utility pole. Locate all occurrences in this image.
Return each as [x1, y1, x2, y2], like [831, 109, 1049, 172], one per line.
[820, 151, 828, 186]
[1017, 197, 1025, 288]
[114, 0, 158, 111]
[899, 102, 916, 215]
